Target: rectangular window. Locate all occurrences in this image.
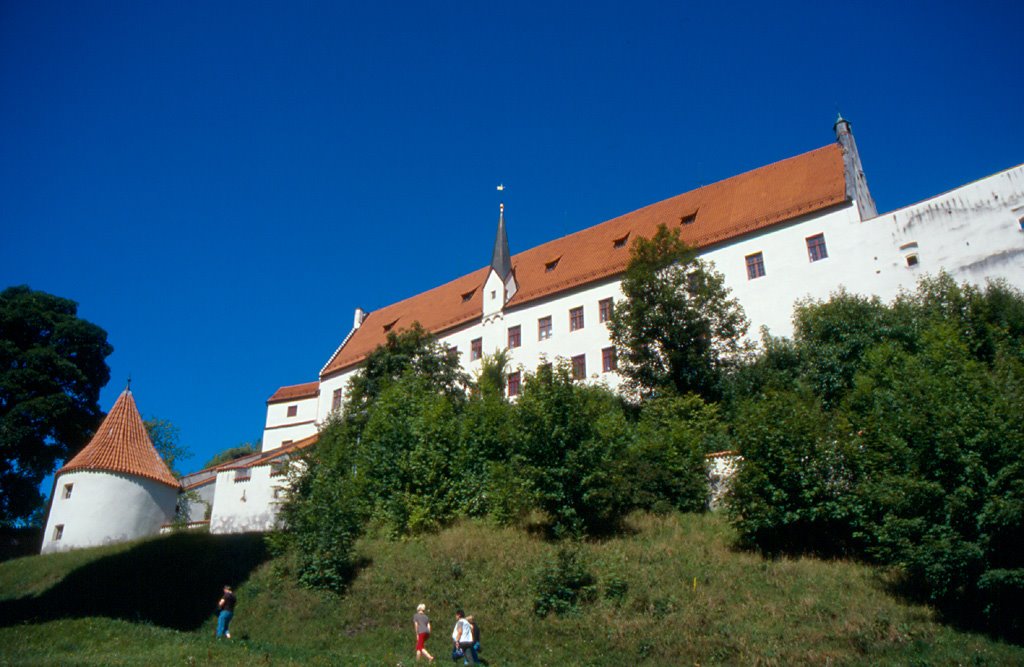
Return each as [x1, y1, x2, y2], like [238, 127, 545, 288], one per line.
[270, 462, 287, 477]
[470, 337, 483, 361]
[235, 469, 251, 482]
[599, 298, 614, 323]
[507, 325, 521, 349]
[745, 252, 766, 280]
[63, 483, 73, 499]
[507, 371, 521, 397]
[571, 354, 586, 380]
[286, 405, 298, 418]
[332, 389, 342, 411]
[53, 524, 64, 541]
[602, 346, 617, 372]
[569, 306, 584, 331]
[538, 316, 552, 340]
[806, 233, 828, 262]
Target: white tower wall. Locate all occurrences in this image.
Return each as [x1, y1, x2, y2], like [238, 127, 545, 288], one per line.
[41, 470, 177, 554]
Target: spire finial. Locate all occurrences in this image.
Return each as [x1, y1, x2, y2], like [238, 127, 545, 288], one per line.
[125, 375, 132, 393]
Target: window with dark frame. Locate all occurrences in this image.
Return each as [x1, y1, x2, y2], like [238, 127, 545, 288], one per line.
[745, 252, 766, 280]
[602, 346, 617, 372]
[507, 371, 521, 397]
[63, 483, 73, 499]
[508, 325, 521, 348]
[538, 316, 552, 340]
[806, 233, 828, 262]
[545, 258, 560, 272]
[599, 298, 614, 323]
[571, 354, 586, 380]
[53, 524, 64, 541]
[286, 405, 298, 418]
[470, 337, 483, 361]
[569, 306, 584, 331]
[332, 389, 342, 411]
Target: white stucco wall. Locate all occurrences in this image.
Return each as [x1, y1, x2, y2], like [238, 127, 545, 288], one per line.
[41, 470, 178, 554]
[182, 480, 215, 523]
[208, 462, 289, 534]
[263, 394, 319, 452]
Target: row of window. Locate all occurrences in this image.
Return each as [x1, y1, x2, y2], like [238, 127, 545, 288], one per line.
[745, 233, 828, 280]
[505, 347, 618, 396]
[470, 298, 615, 361]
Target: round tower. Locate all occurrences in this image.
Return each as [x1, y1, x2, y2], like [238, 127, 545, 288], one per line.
[41, 386, 181, 554]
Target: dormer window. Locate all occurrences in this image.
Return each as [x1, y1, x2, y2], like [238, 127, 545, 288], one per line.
[613, 233, 629, 248]
[545, 257, 560, 272]
[383, 318, 399, 332]
[680, 212, 697, 225]
[461, 289, 475, 303]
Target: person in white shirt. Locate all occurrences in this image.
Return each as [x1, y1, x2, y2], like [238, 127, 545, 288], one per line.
[451, 609, 479, 665]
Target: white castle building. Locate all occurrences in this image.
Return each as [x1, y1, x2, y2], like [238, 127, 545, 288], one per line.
[48, 117, 1024, 545]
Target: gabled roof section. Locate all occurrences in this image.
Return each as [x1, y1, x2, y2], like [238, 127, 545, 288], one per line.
[507, 144, 845, 305]
[321, 143, 846, 378]
[59, 389, 180, 489]
[267, 381, 320, 404]
[322, 267, 489, 377]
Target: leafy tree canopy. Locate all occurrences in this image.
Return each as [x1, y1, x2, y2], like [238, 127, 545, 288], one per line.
[202, 442, 260, 469]
[343, 323, 469, 424]
[0, 286, 113, 526]
[143, 417, 192, 477]
[609, 224, 750, 401]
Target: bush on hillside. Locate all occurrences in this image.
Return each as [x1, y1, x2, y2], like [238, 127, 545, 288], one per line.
[533, 546, 597, 617]
[628, 394, 723, 513]
[725, 274, 1024, 640]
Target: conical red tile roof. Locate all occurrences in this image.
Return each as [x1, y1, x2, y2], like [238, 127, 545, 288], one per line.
[59, 389, 181, 489]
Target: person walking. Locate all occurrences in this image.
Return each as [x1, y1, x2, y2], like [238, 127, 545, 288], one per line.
[413, 603, 435, 662]
[466, 615, 481, 658]
[451, 609, 479, 665]
[216, 585, 236, 639]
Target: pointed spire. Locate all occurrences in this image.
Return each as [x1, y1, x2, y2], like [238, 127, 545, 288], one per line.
[490, 201, 512, 279]
[58, 387, 180, 488]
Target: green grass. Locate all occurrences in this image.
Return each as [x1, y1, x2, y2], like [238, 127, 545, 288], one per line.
[2, 513, 1022, 666]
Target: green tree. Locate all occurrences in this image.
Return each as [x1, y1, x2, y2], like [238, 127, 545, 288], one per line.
[629, 394, 724, 514]
[514, 363, 633, 537]
[609, 224, 750, 401]
[0, 286, 113, 526]
[203, 442, 260, 469]
[343, 323, 468, 426]
[143, 417, 192, 477]
[274, 416, 368, 592]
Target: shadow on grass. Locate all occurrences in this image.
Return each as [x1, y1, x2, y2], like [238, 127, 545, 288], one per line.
[0, 531, 268, 631]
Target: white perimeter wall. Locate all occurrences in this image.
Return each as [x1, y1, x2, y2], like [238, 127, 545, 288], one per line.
[41, 470, 177, 554]
[208, 463, 289, 534]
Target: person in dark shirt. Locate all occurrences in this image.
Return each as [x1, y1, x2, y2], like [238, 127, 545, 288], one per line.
[216, 585, 236, 639]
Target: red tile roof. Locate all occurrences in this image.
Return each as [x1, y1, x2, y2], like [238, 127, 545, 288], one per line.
[267, 381, 320, 404]
[59, 390, 180, 489]
[321, 144, 846, 378]
[217, 433, 319, 471]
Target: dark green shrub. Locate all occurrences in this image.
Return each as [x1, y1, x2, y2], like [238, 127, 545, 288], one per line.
[533, 547, 597, 617]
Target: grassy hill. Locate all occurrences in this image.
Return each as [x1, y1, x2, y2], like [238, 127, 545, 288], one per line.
[1, 513, 1021, 666]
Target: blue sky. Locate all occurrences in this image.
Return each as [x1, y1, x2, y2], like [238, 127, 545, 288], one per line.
[2, 1, 1022, 474]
